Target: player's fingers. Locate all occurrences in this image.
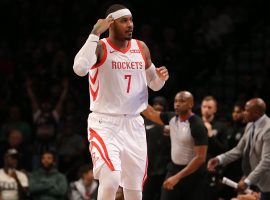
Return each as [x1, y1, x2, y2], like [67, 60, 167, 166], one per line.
[162, 70, 169, 76]
[157, 67, 168, 74]
[106, 15, 114, 23]
[157, 66, 167, 71]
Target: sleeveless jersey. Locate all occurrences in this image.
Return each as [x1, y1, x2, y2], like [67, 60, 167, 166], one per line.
[89, 38, 148, 115]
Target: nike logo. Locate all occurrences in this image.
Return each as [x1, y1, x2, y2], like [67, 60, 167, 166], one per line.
[109, 50, 117, 53]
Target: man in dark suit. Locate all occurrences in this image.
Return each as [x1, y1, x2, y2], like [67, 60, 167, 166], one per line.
[208, 98, 270, 200]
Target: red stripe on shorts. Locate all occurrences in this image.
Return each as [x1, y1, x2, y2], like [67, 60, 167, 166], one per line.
[142, 155, 148, 190]
[89, 128, 115, 171]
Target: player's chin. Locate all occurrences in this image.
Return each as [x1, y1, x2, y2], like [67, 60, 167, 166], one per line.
[125, 33, 133, 40]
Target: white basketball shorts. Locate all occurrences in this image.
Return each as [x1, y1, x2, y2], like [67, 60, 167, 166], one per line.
[87, 112, 148, 191]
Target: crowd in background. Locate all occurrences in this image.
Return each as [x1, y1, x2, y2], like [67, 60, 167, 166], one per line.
[0, 0, 269, 199]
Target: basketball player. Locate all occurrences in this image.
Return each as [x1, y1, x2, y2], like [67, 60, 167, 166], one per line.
[73, 4, 169, 200]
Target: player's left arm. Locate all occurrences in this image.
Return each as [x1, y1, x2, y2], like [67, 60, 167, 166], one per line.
[139, 41, 169, 91]
[142, 104, 164, 125]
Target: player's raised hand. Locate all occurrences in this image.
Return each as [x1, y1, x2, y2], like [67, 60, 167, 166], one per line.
[91, 16, 114, 36]
[156, 66, 169, 81]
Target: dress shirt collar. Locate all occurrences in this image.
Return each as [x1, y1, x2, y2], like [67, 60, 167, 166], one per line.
[254, 114, 266, 128]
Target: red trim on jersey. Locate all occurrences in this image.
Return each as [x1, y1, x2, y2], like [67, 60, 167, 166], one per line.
[89, 128, 115, 171]
[89, 69, 98, 84]
[106, 38, 131, 54]
[142, 155, 148, 190]
[136, 40, 147, 66]
[91, 40, 107, 70]
[89, 80, 99, 101]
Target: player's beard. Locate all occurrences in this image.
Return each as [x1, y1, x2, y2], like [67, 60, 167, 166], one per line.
[126, 36, 132, 40]
[123, 32, 132, 40]
[126, 32, 132, 40]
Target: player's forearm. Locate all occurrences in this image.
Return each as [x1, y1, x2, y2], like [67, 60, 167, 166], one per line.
[142, 105, 164, 125]
[73, 34, 98, 76]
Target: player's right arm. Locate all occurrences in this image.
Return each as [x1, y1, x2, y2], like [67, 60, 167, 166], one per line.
[73, 16, 114, 76]
[142, 105, 164, 125]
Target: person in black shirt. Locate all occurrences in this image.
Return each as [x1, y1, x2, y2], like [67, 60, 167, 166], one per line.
[220, 102, 246, 200]
[201, 95, 228, 200]
[142, 96, 171, 200]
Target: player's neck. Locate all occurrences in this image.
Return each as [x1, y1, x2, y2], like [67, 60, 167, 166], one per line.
[108, 36, 129, 49]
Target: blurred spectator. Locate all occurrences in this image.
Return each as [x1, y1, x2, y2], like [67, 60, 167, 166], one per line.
[0, 129, 32, 171]
[51, 50, 69, 81]
[204, 7, 234, 49]
[69, 164, 98, 200]
[0, 105, 31, 144]
[221, 102, 246, 200]
[29, 150, 68, 200]
[57, 119, 87, 182]
[0, 148, 29, 200]
[26, 78, 68, 169]
[226, 102, 246, 149]
[143, 96, 171, 200]
[201, 95, 228, 200]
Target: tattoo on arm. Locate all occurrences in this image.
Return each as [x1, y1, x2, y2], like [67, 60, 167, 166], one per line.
[95, 42, 103, 63]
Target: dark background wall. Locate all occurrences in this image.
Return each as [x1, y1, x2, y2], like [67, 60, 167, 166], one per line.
[0, 0, 269, 121]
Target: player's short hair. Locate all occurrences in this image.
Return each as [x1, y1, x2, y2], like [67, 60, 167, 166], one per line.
[105, 4, 127, 18]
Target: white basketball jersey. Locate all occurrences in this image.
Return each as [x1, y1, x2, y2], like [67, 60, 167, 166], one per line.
[89, 38, 148, 115]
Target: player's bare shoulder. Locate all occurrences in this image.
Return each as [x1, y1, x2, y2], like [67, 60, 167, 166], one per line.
[96, 41, 104, 55]
[96, 41, 105, 62]
[137, 40, 152, 69]
[138, 40, 150, 56]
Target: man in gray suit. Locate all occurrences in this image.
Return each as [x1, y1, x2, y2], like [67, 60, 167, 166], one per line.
[207, 98, 270, 200]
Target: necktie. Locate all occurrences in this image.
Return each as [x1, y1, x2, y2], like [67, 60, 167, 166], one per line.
[242, 123, 255, 176]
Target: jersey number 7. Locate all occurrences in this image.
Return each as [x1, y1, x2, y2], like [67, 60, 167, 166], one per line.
[124, 74, 131, 93]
